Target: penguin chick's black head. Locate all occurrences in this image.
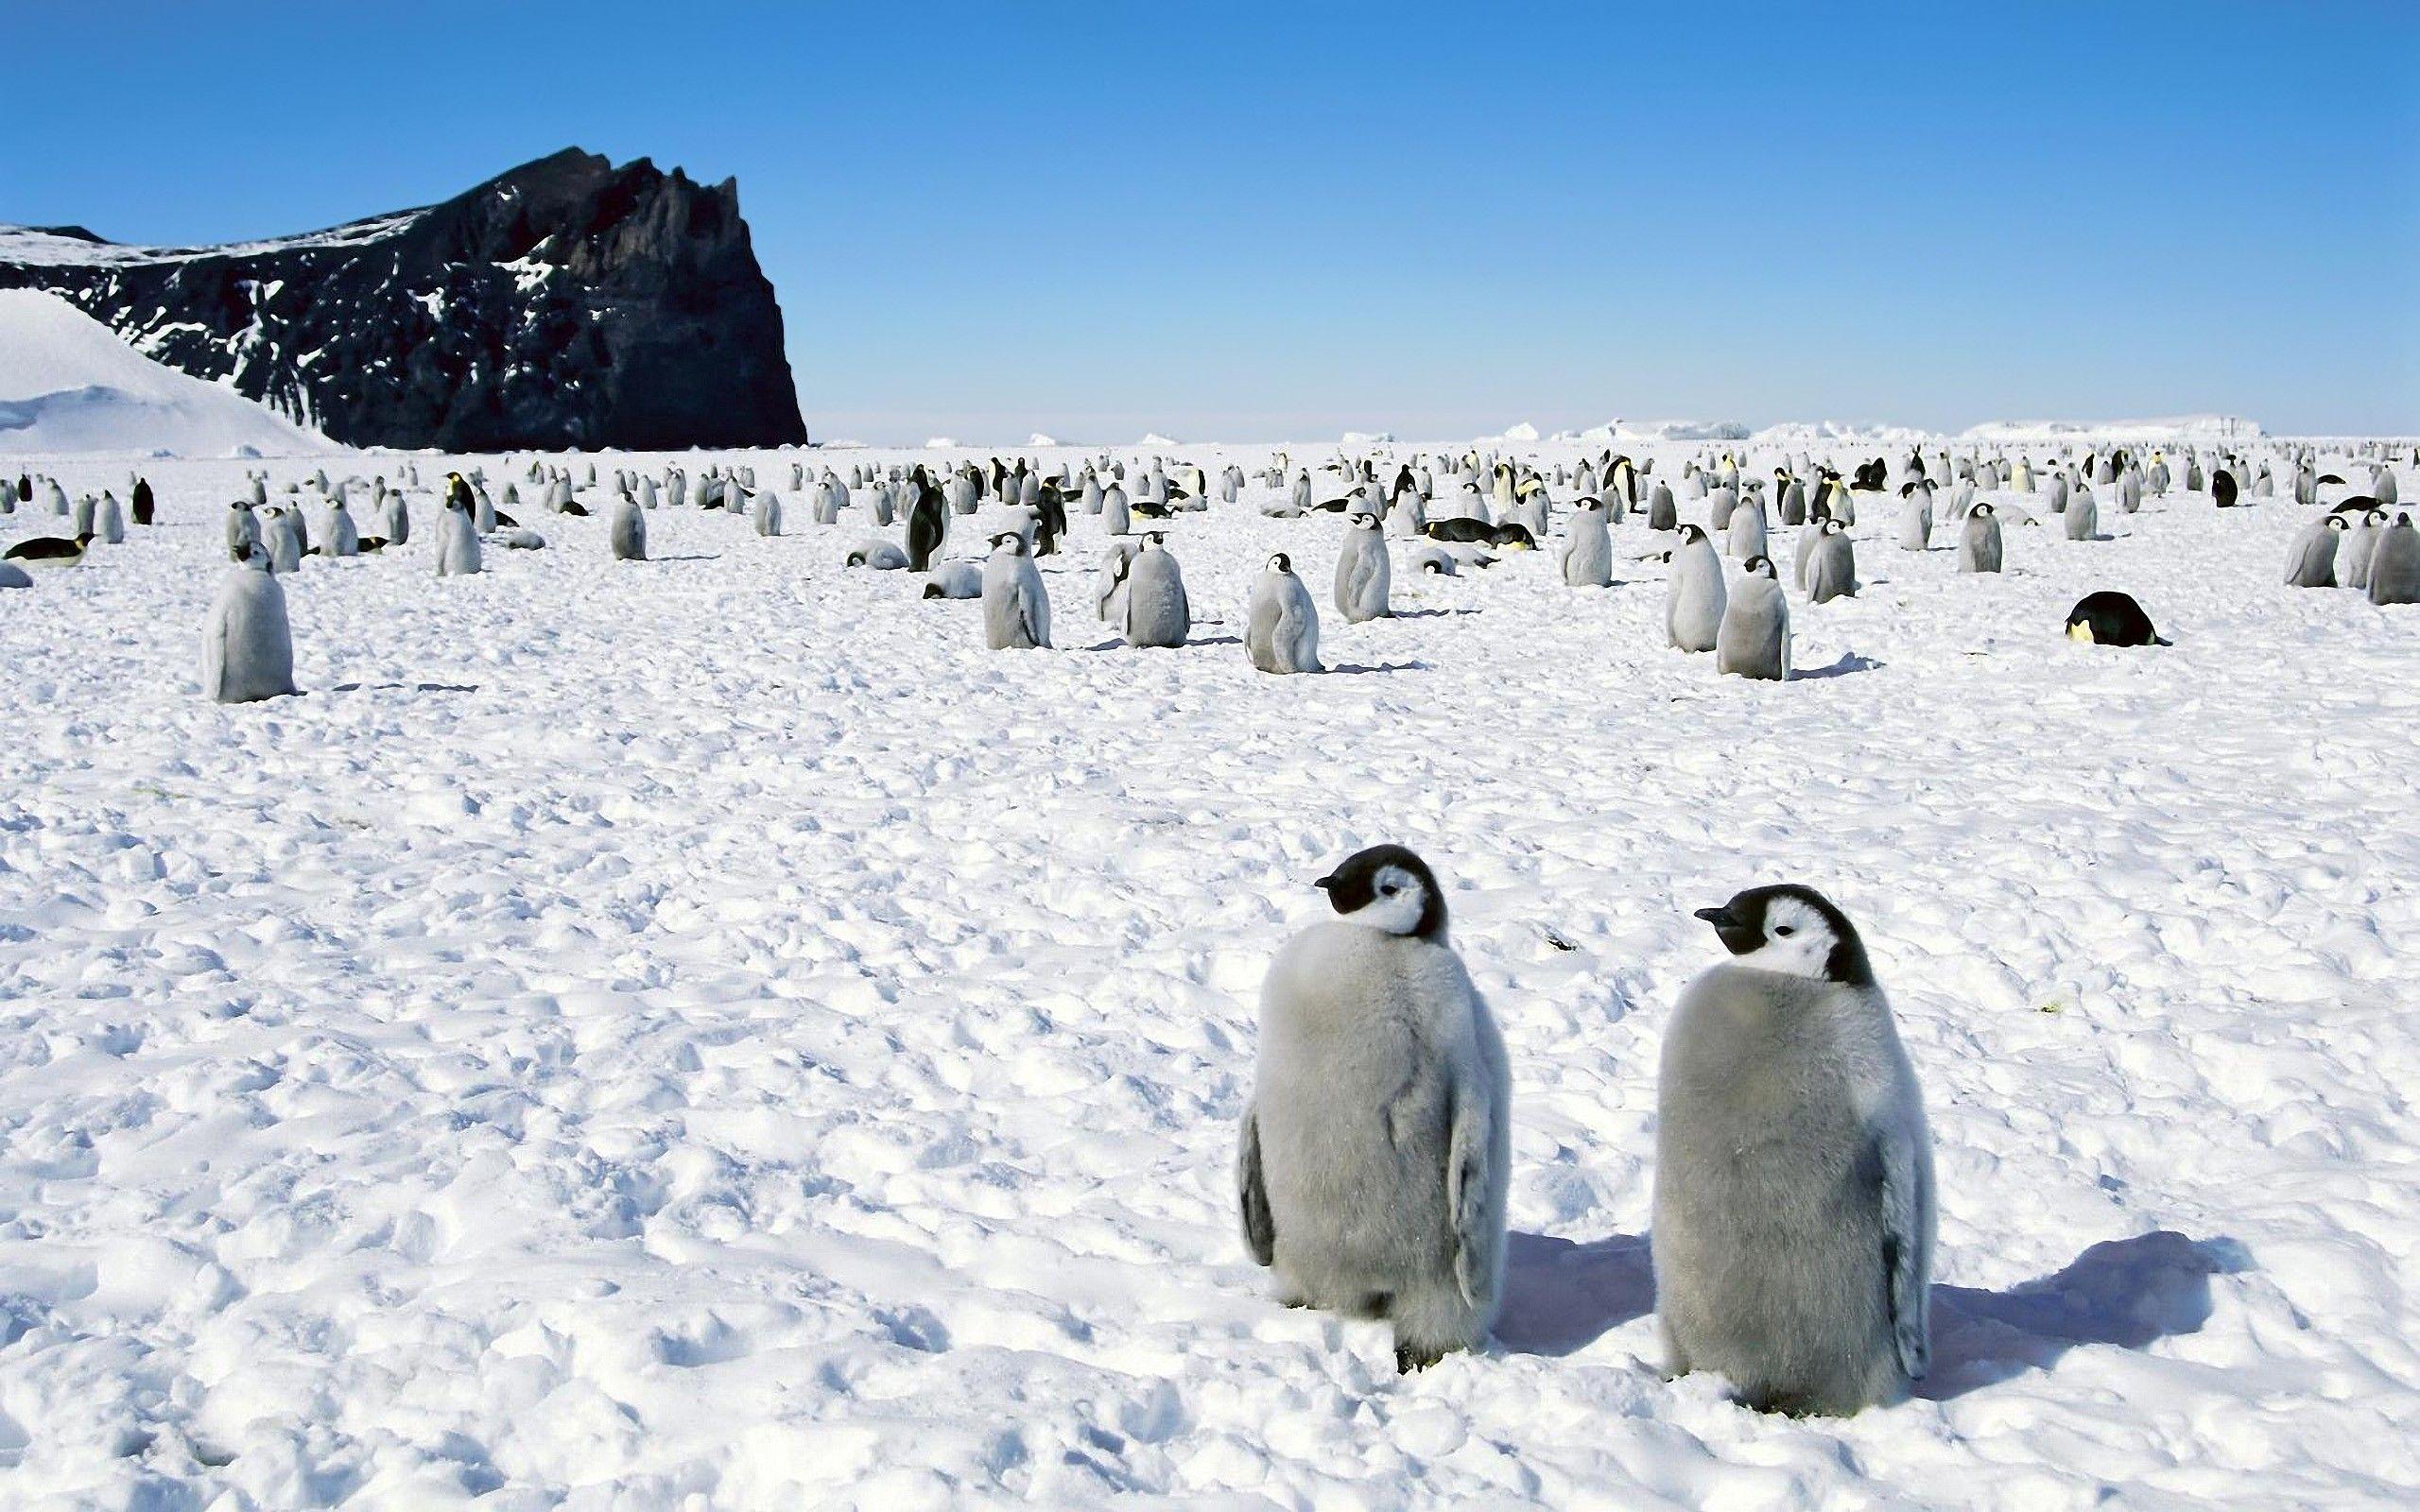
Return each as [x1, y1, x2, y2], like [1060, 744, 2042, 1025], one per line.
[1268, 552, 1291, 573]
[1692, 885, 1874, 987]
[1315, 844, 1447, 941]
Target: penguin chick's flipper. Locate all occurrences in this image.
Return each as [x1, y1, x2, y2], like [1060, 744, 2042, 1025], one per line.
[1449, 1074, 1506, 1310]
[1237, 1108, 1276, 1267]
[1880, 1127, 1932, 1380]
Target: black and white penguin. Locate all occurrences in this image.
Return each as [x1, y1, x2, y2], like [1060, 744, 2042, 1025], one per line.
[906, 471, 947, 572]
[2, 531, 96, 566]
[2064, 591, 2169, 646]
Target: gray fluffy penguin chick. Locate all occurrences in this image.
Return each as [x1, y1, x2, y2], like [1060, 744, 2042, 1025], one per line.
[1655, 885, 1934, 1416]
[1727, 496, 1769, 560]
[1561, 497, 1614, 587]
[1666, 524, 1727, 651]
[1956, 504, 2003, 574]
[226, 500, 261, 561]
[1897, 490, 1932, 551]
[1238, 845, 1511, 1372]
[2368, 512, 2420, 605]
[610, 491, 648, 560]
[1101, 483, 1132, 536]
[844, 538, 909, 570]
[1717, 556, 1790, 680]
[1095, 540, 1140, 623]
[1406, 541, 1457, 576]
[382, 490, 410, 546]
[2341, 508, 2386, 591]
[2283, 514, 2344, 588]
[1122, 532, 1191, 647]
[2064, 486, 2099, 541]
[922, 560, 984, 599]
[753, 489, 784, 538]
[202, 546, 299, 704]
[1246, 553, 1322, 674]
[435, 498, 482, 577]
[1806, 520, 1858, 603]
[263, 507, 304, 575]
[1334, 511, 1392, 623]
[981, 532, 1052, 649]
[322, 498, 359, 558]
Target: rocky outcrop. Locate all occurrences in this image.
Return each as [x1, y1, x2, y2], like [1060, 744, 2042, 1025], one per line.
[0, 148, 808, 452]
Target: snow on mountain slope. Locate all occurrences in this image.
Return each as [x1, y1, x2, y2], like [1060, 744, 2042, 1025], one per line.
[0, 289, 337, 456]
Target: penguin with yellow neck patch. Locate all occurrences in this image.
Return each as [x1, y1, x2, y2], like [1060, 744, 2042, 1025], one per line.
[2064, 592, 2169, 647]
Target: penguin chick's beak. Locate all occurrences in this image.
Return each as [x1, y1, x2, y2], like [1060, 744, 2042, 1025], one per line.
[1695, 904, 1764, 955]
[1313, 874, 1338, 892]
[1692, 905, 1737, 928]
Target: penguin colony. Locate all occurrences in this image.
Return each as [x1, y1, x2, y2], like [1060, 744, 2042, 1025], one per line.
[3, 436, 2413, 1420]
[10, 438, 2411, 699]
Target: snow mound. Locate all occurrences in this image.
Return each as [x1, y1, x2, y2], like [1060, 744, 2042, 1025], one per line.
[1027, 433, 1063, 448]
[1752, 419, 1932, 448]
[1137, 432, 1183, 447]
[0, 289, 337, 457]
[1496, 421, 1541, 443]
[922, 436, 961, 449]
[1961, 414, 2264, 443]
[1340, 431, 1396, 445]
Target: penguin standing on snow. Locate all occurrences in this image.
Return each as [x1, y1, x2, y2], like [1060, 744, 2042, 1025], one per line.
[906, 471, 947, 572]
[1896, 486, 1932, 552]
[131, 477, 155, 526]
[1717, 556, 1790, 680]
[1238, 845, 1511, 1373]
[1655, 885, 1934, 1416]
[2065, 591, 2169, 646]
[1806, 520, 1858, 604]
[435, 494, 482, 577]
[1121, 533, 1191, 647]
[1094, 540, 1139, 624]
[1667, 524, 1727, 652]
[610, 490, 648, 560]
[1956, 503, 2003, 574]
[1561, 497, 1614, 587]
[2284, 513, 2346, 588]
[2369, 513, 2420, 605]
[322, 496, 359, 558]
[226, 499, 261, 561]
[753, 488, 783, 538]
[1246, 554, 1322, 674]
[981, 532, 1051, 649]
[1335, 510, 1392, 623]
[202, 544, 299, 704]
[2342, 507, 2388, 591]
[2064, 485, 2099, 541]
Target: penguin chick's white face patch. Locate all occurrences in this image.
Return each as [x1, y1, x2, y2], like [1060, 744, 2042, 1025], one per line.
[1338, 865, 1430, 936]
[1729, 897, 1839, 979]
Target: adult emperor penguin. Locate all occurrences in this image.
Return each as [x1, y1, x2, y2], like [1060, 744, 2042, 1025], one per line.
[435, 494, 482, 577]
[202, 544, 299, 704]
[1667, 524, 1726, 652]
[1246, 553, 1322, 674]
[1655, 885, 1934, 1415]
[1122, 532, 1191, 647]
[1238, 845, 1511, 1372]
[907, 472, 948, 572]
[2065, 591, 2169, 646]
[131, 477, 155, 526]
[1806, 520, 1858, 604]
[1335, 510, 1392, 623]
[1957, 503, 2003, 574]
[2369, 513, 2420, 605]
[1561, 496, 1614, 587]
[610, 490, 648, 560]
[1717, 557, 1790, 680]
[981, 532, 1052, 649]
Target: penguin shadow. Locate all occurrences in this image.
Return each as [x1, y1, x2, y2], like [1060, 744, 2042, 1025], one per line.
[1387, 608, 1482, 620]
[1788, 652, 1882, 680]
[328, 681, 480, 694]
[1920, 1229, 2249, 1401]
[641, 553, 723, 563]
[1492, 1230, 1655, 1356]
[1322, 661, 1426, 676]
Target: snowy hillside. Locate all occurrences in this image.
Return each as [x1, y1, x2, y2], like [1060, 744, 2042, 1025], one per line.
[0, 289, 337, 457]
[0, 438, 2412, 1506]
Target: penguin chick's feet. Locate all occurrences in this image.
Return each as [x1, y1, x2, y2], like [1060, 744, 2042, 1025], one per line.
[1394, 1341, 1449, 1374]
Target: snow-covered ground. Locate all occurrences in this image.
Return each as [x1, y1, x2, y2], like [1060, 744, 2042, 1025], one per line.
[2, 439, 2415, 1508]
[0, 291, 335, 459]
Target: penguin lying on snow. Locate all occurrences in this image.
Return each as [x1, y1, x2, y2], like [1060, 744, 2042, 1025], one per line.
[2065, 591, 2169, 646]
[846, 538, 910, 570]
[1657, 885, 1933, 1416]
[3, 531, 96, 566]
[922, 560, 984, 599]
[1239, 845, 1510, 1372]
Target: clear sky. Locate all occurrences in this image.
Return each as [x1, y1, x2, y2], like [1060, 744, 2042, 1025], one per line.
[6, 1, 2415, 442]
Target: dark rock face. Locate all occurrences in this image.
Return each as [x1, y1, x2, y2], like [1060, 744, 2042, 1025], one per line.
[0, 148, 808, 452]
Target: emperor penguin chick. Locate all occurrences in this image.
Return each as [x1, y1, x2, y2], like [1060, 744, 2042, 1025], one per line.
[1239, 845, 1512, 1372]
[1654, 885, 1934, 1416]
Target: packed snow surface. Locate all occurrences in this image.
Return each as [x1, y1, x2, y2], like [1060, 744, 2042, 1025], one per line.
[0, 290, 337, 458]
[1, 437, 2415, 1508]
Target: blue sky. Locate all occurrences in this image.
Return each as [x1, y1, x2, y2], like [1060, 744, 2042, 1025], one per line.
[7, 2, 2415, 442]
